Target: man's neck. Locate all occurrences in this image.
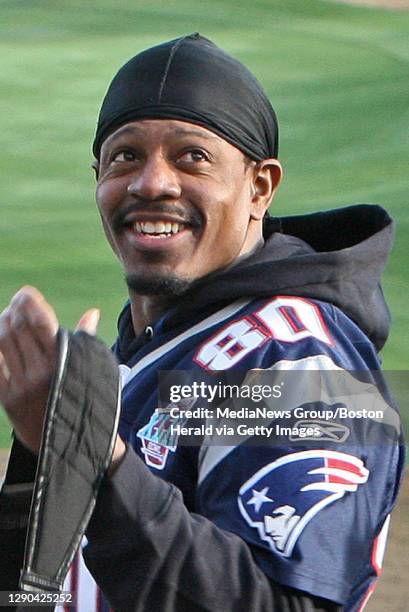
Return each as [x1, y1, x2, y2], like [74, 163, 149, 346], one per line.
[128, 238, 265, 336]
[130, 294, 177, 336]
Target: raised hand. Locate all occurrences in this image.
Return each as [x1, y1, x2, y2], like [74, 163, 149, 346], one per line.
[0, 286, 99, 453]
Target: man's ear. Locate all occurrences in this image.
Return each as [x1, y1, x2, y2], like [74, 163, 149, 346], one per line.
[92, 160, 100, 181]
[250, 159, 283, 221]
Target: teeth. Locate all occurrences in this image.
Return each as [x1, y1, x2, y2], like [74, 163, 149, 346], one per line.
[134, 221, 185, 235]
[143, 221, 157, 234]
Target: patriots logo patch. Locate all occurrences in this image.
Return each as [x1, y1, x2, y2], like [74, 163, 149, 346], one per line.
[238, 450, 369, 557]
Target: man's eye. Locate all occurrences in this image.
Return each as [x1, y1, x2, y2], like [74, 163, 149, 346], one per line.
[112, 150, 136, 162]
[180, 149, 210, 163]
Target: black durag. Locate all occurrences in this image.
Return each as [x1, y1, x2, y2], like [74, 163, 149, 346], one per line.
[93, 33, 278, 161]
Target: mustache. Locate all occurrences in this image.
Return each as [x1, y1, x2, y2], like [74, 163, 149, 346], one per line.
[112, 201, 202, 233]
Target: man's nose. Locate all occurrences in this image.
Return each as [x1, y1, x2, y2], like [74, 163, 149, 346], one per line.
[127, 157, 181, 200]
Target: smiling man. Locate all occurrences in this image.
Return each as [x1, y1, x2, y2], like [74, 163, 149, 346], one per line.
[95, 117, 281, 334]
[0, 34, 404, 612]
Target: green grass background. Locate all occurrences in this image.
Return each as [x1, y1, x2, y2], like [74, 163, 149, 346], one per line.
[0, 0, 408, 446]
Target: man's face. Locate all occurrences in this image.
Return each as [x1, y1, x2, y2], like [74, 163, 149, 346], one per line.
[95, 119, 268, 295]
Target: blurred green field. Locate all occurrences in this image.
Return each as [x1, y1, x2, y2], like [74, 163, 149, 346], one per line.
[0, 0, 408, 446]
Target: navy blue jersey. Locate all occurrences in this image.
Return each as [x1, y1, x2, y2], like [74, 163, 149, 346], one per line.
[62, 295, 404, 611]
[117, 296, 404, 608]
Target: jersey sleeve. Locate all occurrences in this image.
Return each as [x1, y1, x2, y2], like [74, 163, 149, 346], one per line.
[192, 298, 404, 609]
[196, 427, 402, 607]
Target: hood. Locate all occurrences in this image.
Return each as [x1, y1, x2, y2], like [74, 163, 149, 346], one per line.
[116, 204, 394, 359]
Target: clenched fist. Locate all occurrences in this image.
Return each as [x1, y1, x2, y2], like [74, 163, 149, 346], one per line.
[0, 286, 99, 453]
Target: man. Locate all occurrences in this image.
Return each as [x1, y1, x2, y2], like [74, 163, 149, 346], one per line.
[0, 34, 404, 611]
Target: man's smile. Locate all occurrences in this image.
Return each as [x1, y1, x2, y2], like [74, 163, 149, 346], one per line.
[133, 220, 186, 235]
[123, 219, 193, 251]
[112, 205, 202, 253]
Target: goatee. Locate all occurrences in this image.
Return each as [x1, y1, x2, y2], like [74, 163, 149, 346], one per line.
[125, 273, 192, 296]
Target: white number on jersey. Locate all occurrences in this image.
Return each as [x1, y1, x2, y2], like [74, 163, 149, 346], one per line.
[255, 297, 333, 345]
[194, 298, 333, 371]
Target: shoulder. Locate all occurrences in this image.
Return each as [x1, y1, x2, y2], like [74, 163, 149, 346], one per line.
[193, 295, 379, 373]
